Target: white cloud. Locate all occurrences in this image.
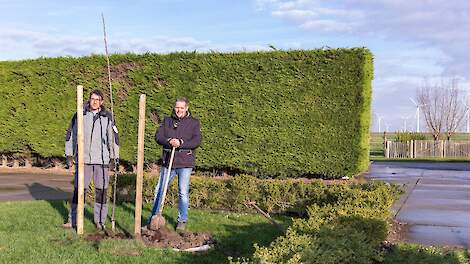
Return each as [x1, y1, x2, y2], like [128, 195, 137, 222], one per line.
[0, 30, 269, 61]
[258, 0, 470, 78]
[256, 0, 470, 131]
[300, 19, 354, 32]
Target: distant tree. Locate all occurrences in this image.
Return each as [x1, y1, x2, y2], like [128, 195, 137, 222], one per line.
[417, 78, 468, 140]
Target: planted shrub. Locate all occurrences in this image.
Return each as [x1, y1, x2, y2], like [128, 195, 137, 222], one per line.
[250, 182, 398, 264]
[115, 173, 399, 216]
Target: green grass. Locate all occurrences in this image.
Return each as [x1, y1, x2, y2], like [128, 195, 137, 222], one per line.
[0, 200, 289, 264]
[382, 243, 470, 264]
[370, 132, 386, 158]
[371, 157, 470, 162]
[369, 132, 470, 161]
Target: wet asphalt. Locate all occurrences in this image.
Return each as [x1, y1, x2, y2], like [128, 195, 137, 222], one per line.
[367, 161, 470, 248]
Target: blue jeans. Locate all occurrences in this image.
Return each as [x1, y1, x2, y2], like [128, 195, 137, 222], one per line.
[149, 167, 192, 223]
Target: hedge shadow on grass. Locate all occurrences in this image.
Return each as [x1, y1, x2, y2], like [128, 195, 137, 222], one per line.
[174, 222, 285, 264]
[25, 183, 70, 223]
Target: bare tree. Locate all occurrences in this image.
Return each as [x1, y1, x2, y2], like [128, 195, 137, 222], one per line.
[443, 79, 468, 140]
[417, 80, 444, 140]
[417, 78, 468, 140]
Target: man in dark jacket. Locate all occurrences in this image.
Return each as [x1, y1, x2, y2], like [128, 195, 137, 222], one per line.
[149, 96, 201, 232]
[63, 89, 119, 230]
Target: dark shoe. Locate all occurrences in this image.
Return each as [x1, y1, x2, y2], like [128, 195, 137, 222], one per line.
[95, 223, 106, 231]
[176, 222, 186, 232]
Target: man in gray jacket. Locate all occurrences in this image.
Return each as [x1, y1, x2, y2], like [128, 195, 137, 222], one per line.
[63, 89, 119, 230]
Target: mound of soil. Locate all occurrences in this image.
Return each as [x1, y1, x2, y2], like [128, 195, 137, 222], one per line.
[141, 226, 214, 250]
[85, 231, 128, 242]
[82, 226, 214, 251]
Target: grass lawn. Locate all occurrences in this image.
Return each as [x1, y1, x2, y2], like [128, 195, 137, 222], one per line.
[369, 132, 470, 161]
[371, 157, 470, 162]
[0, 200, 288, 264]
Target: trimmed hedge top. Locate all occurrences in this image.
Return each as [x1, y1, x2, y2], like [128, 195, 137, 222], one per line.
[0, 49, 373, 178]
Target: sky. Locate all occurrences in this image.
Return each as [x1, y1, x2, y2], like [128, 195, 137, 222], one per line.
[1, 0, 469, 132]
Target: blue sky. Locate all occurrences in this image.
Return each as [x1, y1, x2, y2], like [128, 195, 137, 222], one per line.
[1, 0, 469, 132]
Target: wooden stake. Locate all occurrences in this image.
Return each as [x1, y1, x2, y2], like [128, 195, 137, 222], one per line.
[134, 94, 146, 237]
[76, 85, 85, 235]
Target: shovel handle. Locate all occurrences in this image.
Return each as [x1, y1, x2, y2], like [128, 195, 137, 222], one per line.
[157, 147, 176, 215]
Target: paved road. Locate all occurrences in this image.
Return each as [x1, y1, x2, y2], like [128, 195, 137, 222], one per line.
[0, 171, 73, 201]
[367, 161, 470, 248]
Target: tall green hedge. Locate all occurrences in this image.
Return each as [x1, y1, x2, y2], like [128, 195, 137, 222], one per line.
[0, 49, 373, 178]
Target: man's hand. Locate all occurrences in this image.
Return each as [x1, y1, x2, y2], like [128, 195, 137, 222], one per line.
[169, 138, 181, 148]
[65, 156, 74, 169]
[109, 159, 119, 172]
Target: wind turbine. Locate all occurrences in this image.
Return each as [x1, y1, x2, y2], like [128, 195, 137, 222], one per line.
[409, 98, 422, 133]
[465, 105, 470, 133]
[401, 115, 410, 132]
[385, 122, 390, 132]
[466, 110, 469, 133]
[464, 102, 470, 133]
[375, 113, 383, 132]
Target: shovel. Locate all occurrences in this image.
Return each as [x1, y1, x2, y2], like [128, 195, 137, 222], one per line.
[150, 146, 176, 230]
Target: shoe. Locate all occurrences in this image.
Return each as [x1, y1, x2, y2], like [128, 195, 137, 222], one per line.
[176, 222, 186, 232]
[95, 223, 106, 231]
[141, 225, 151, 234]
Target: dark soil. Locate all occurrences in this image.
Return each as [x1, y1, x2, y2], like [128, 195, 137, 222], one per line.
[380, 220, 410, 256]
[84, 227, 214, 251]
[141, 225, 215, 250]
[387, 219, 409, 243]
[85, 231, 128, 242]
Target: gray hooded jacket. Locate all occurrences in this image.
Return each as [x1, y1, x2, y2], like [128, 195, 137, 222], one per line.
[65, 104, 119, 165]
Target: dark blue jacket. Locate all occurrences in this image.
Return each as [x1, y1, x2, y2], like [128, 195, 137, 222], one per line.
[155, 111, 201, 168]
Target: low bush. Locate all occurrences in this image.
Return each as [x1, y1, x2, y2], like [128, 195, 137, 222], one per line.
[114, 174, 399, 216]
[393, 132, 427, 142]
[226, 181, 400, 264]
[114, 173, 326, 214]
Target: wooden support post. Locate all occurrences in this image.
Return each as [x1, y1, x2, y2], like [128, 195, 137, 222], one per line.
[76, 85, 85, 235]
[385, 141, 390, 158]
[134, 94, 146, 237]
[440, 140, 445, 158]
[409, 140, 414, 158]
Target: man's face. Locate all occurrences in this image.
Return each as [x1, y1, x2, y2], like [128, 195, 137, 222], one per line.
[89, 94, 103, 111]
[174, 101, 188, 118]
